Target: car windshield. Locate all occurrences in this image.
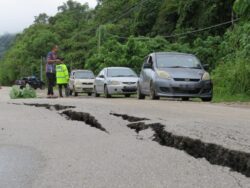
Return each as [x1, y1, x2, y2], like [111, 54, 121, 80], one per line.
[74, 71, 95, 79]
[156, 54, 202, 69]
[107, 68, 137, 77]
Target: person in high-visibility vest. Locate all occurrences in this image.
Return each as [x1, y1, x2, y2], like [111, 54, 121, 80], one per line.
[56, 59, 69, 97]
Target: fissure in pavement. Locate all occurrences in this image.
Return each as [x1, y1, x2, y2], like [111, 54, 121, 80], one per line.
[110, 113, 149, 122]
[19, 103, 108, 133]
[23, 103, 75, 111]
[61, 110, 109, 133]
[127, 122, 250, 177]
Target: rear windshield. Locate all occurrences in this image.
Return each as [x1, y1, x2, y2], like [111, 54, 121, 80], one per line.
[107, 68, 137, 77]
[74, 71, 94, 79]
[156, 54, 201, 69]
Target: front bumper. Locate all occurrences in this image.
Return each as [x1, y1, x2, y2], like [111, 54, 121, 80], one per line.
[74, 84, 94, 93]
[154, 79, 213, 98]
[107, 84, 137, 94]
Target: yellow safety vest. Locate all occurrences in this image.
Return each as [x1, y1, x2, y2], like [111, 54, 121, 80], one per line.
[56, 64, 69, 84]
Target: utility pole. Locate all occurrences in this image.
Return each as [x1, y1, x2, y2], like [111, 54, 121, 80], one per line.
[98, 25, 102, 55]
[40, 56, 43, 81]
[231, 10, 234, 26]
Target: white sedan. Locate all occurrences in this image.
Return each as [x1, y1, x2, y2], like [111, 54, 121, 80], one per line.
[68, 70, 95, 96]
[94, 67, 138, 98]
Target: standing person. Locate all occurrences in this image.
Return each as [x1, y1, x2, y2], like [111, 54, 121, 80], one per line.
[46, 45, 61, 98]
[56, 59, 69, 98]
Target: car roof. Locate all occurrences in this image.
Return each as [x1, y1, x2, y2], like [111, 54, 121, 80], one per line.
[149, 52, 196, 58]
[71, 69, 93, 73]
[106, 67, 132, 70]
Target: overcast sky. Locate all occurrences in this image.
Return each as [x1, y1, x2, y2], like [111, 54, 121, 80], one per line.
[0, 0, 97, 35]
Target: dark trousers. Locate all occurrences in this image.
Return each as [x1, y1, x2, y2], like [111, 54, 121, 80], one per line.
[46, 72, 56, 95]
[58, 84, 69, 97]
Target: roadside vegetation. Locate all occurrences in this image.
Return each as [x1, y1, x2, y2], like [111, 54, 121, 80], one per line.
[0, 0, 249, 102]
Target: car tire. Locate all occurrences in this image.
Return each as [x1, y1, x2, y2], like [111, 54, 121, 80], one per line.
[182, 97, 189, 101]
[94, 86, 100, 97]
[201, 97, 212, 102]
[125, 94, 131, 98]
[73, 88, 78, 97]
[150, 83, 159, 100]
[137, 84, 145, 100]
[69, 90, 73, 96]
[104, 85, 111, 98]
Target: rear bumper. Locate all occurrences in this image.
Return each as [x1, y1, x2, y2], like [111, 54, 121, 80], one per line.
[154, 79, 213, 98]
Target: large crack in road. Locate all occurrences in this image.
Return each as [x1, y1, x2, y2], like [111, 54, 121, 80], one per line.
[131, 122, 250, 177]
[112, 113, 250, 178]
[110, 113, 149, 122]
[22, 103, 75, 111]
[61, 110, 109, 133]
[15, 103, 108, 133]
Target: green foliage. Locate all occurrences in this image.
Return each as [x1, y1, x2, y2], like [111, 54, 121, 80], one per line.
[234, 0, 250, 18]
[212, 22, 250, 99]
[192, 36, 222, 69]
[1, 0, 250, 101]
[0, 34, 15, 59]
[9, 85, 37, 99]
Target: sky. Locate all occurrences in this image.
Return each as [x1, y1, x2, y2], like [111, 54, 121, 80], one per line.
[0, 0, 97, 35]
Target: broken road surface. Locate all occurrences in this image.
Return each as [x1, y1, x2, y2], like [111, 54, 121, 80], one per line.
[1, 87, 250, 188]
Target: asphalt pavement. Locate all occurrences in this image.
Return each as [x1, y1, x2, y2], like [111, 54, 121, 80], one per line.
[0, 87, 250, 188]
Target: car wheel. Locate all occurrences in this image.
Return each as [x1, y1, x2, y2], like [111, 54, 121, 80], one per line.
[104, 85, 111, 98]
[88, 93, 92, 96]
[69, 90, 73, 96]
[125, 94, 131, 98]
[182, 97, 189, 101]
[150, 83, 159, 100]
[94, 86, 100, 97]
[137, 84, 145, 100]
[73, 88, 78, 97]
[201, 97, 212, 102]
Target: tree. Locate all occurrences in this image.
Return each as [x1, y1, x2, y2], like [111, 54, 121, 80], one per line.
[34, 13, 50, 24]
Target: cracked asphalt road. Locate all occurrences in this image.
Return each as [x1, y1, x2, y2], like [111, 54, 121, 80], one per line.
[0, 87, 250, 188]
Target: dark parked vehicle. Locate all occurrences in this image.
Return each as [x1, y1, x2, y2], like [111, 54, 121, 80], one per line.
[15, 76, 45, 90]
[137, 52, 213, 101]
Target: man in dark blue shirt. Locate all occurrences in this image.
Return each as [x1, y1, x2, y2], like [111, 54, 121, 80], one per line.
[46, 45, 61, 98]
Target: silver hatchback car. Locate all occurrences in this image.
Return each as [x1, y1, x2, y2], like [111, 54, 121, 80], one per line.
[137, 52, 213, 101]
[94, 67, 138, 98]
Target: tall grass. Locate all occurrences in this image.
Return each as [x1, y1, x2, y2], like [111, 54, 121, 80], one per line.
[212, 58, 250, 102]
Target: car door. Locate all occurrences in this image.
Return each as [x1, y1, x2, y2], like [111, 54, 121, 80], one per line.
[140, 57, 149, 93]
[142, 56, 154, 94]
[95, 69, 105, 93]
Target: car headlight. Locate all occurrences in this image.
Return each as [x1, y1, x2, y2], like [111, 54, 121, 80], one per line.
[157, 70, 171, 80]
[107, 80, 120, 85]
[202, 72, 211, 81]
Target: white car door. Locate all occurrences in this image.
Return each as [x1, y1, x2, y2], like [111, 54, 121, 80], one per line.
[95, 70, 105, 93]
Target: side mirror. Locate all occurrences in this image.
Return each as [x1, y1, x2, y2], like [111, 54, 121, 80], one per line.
[143, 63, 152, 69]
[202, 64, 209, 71]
